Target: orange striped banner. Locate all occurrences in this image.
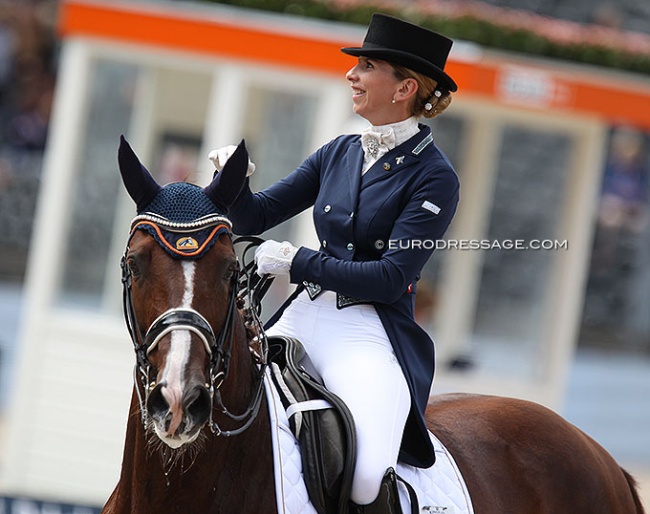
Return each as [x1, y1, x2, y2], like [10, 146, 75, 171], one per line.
[59, 0, 650, 130]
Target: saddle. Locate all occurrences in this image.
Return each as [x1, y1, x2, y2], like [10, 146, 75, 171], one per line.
[267, 336, 357, 514]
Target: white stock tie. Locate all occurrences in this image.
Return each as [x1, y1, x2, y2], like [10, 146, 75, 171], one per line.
[360, 127, 396, 161]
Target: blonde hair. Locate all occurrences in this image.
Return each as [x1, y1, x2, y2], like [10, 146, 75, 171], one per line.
[391, 64, 452, 119]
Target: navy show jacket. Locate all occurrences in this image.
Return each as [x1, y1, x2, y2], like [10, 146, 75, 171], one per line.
[229, 124, 459, 468]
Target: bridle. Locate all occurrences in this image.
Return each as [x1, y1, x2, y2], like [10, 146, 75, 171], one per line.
[120, 212, 270, 438]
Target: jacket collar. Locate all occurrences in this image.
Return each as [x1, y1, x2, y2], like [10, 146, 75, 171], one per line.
[345, 124, 434, 209]
[360, 124, 433, 188]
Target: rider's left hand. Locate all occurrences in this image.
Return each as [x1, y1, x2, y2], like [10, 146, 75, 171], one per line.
[254, 240, 298, 277]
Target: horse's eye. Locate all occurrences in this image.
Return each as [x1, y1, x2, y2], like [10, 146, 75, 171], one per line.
[127, 256, 142, 278]
[224, 265, 238, 282]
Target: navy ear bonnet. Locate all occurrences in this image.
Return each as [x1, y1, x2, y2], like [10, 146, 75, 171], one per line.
[118, 135, 248, 259]
[133, 183, 231, 260]
[145, 182, 221, 222]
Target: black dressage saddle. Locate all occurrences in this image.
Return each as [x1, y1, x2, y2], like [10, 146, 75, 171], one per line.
[267, 335, 357, 514]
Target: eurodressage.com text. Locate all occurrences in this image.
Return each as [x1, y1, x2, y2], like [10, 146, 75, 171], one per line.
[382, 239, 569, 251]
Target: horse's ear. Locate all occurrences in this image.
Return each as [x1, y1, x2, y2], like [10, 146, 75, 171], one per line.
[118, 135, 161, 212]
[204, 139, 249, 212]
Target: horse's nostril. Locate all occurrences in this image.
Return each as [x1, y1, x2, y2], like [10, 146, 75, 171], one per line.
[184, 385, 212, 426]
[146, 384, 169, 418]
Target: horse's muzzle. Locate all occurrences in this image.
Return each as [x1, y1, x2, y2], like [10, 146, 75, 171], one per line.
[146, 381, 212, 447]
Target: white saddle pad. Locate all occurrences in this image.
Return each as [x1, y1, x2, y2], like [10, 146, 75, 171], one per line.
[264, 371, 474, 514]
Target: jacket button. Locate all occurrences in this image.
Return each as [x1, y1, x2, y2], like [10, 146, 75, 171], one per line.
[347, 243, 354, 251]
[322, 240, 327, 248]
[324, 205, 331, 213]
[349, 212, 355, 218]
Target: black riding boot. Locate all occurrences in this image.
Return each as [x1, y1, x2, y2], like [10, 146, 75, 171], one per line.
[348, 468, 416, 514]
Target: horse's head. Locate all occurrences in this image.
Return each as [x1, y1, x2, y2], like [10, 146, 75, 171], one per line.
[118, 136, 253, 450]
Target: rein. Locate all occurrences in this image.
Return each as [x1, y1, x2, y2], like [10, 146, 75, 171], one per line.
[120, 213, 271, 438]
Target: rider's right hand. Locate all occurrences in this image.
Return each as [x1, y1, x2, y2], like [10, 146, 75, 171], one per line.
[209, 145, 256, 177]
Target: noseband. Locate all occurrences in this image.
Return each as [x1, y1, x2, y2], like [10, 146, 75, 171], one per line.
[121, 212, 269, 438]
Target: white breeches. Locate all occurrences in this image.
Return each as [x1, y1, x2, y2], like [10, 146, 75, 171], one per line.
[266, 290, 410, 505]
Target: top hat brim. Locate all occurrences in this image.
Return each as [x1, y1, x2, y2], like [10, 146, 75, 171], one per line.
[341, 46, 458, 92]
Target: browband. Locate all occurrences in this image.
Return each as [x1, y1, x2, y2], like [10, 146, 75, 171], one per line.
[129, 212, 232, 259]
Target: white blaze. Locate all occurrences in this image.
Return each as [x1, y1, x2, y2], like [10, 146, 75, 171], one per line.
[159, 261, 195, 437]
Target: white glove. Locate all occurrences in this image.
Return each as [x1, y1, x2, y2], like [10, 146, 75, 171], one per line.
[208, 145, 256, 177]
[255, 240, 298, 277]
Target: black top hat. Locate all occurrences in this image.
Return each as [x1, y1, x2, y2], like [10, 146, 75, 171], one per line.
[341, 13, 458, 92]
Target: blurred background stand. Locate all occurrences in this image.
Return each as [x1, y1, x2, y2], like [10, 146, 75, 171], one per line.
[0, 0, 648, 509]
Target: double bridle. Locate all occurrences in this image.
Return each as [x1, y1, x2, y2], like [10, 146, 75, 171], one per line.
[120, 213, 271, 438]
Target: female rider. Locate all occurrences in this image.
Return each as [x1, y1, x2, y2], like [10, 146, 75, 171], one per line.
[210, 13, 459, 514]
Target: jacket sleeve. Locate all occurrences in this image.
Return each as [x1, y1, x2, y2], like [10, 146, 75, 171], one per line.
[289, 169, 459, 304]
[228, 147, 324, 235]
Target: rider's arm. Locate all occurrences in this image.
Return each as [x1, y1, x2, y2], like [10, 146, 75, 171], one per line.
[290, 169, 459, 304]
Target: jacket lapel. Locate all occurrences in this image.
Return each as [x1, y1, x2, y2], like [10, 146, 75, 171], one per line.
[346, 139, 364, 214]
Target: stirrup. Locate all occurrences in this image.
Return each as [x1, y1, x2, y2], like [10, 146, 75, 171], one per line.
[349, 468, 418, 514]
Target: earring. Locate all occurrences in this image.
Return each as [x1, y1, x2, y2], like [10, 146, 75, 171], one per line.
[391, 98, 396, 104]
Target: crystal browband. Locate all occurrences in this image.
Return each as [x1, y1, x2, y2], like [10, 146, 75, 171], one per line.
[130, 212, 232, 232]
[129, 212, 233, 259]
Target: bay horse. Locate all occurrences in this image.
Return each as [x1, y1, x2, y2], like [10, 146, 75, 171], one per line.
[103, 136, 646, 514]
